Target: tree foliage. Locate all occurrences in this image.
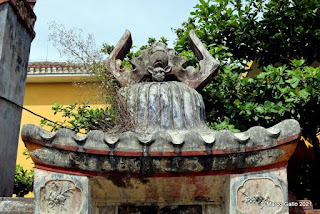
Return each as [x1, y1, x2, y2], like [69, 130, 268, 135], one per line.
[14, 165, 34, 197]
[175, 0, 320, 67]
[205, 58, 320, 134]
[173, 0, 320, 134]
[14, 150, 34, 197]
[40, 102, 115, 133]
[174, 0, 320, 205]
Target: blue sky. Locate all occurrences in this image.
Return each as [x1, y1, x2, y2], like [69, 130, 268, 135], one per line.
[29, 0, 200, 62]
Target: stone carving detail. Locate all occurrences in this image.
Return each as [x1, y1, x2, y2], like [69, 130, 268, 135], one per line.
[147, 64, 171, 82]
[40, 180, 82, 214]
[120, 81, 207, 130]
[22, 119, 300, 156]
[236, 178, 284, 214]
[31, 147, 287, 174]
[106, 29, 219, 90]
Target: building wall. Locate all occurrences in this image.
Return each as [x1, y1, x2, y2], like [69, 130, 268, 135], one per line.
[17, 80, 104, 197]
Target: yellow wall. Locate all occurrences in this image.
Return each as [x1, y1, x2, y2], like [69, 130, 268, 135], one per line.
[17, 79, 104, 197]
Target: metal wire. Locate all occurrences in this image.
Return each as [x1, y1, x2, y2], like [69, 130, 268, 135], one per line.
[0, 95, 85, 134]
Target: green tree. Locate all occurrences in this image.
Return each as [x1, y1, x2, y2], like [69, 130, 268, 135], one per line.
[174, 0, 320, 206]
[175, 0, 320, 67]
[40, 102, 116, 133]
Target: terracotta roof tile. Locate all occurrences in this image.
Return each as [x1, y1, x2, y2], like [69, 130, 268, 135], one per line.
[27, 62, 90, 75]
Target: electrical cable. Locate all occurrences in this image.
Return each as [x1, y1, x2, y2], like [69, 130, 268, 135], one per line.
[0, 95, 85, 134]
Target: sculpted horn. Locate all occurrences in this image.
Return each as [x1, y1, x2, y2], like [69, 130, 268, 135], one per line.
[106, 29, 220, 90]
[176, 30, 220, 90]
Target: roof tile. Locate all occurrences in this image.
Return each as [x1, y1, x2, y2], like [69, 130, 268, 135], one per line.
[27, 62, 90, 75]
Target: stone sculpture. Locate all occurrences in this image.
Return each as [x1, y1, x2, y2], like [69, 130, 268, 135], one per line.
[22, 30, 300, 214]
[106, 30, 219, 90]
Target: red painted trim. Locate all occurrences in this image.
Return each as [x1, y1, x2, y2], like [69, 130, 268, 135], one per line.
[181, 151, 208, 156]
[83, 148, 110, 155]
[212, 149, 238, 155]
[21, 135, 46, 146]
[53, 144, 78, 152]
[150, 151, 208, 156]
[114, 151, 143, 156]
[22, 133, 300, 157]
[245, 145, 267, 152]
[35, 161, 288, 178]
[277, 133, 300, 145]
[149, 152, 179, 157]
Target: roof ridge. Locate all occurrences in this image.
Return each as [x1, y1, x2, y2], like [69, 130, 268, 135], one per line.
[27, 61, 90, 75]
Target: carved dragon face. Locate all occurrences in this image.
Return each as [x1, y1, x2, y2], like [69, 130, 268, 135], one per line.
[148, 66, 172, 82]
[146, 43, 173, 82]
[106, 29, 219, 90]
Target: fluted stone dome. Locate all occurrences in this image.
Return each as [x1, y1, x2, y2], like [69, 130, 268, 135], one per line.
[121, 81, 207, 131]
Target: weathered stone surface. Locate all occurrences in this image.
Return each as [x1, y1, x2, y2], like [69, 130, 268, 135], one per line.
[29, 147, 288, 174]
[106, 30, 219, 90]
[98, 206, 116, 214]
[0, 197, 34, 214]
[228, 167, 289, 214]
[34, 169, 91, 214]
[0, 1, 34, 196]
[91, 174, 228, 206]
[0, 0, 36, 38]
[22, 119, 300, 158]
[40, 180, 82, 214]
[120, 81, 207, 130]
[32, 164, 290, 214]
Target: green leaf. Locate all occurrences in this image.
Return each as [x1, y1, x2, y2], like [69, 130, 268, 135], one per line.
[291, 59, 305, 68]
[298, 89, 310, 99]
[286, 78, 300, 88]
[257, 72, 267, 79]
[264, 101, 272, 108]
[291, 80, 300, 89]
[285, 98, 295, 102]
[255, 106, 265, 114]
[234, 99, 242, 106]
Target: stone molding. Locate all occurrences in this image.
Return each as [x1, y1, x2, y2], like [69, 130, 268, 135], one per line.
[22, 119, 300, 174]
[22, 119, 300, 157]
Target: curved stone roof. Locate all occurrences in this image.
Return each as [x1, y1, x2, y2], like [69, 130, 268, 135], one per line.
[22, 119, 300, 156]
[21, 119, 300, 174]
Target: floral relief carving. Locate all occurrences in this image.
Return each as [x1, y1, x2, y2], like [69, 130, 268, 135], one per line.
[236, 177, 284, 214]
[40, 180, 82, 214]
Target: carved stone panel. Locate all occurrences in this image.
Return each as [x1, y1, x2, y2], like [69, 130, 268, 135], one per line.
[229, 168, 289, 214]
[236, 178, 283, 214]
[40, 180, 83, 214]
